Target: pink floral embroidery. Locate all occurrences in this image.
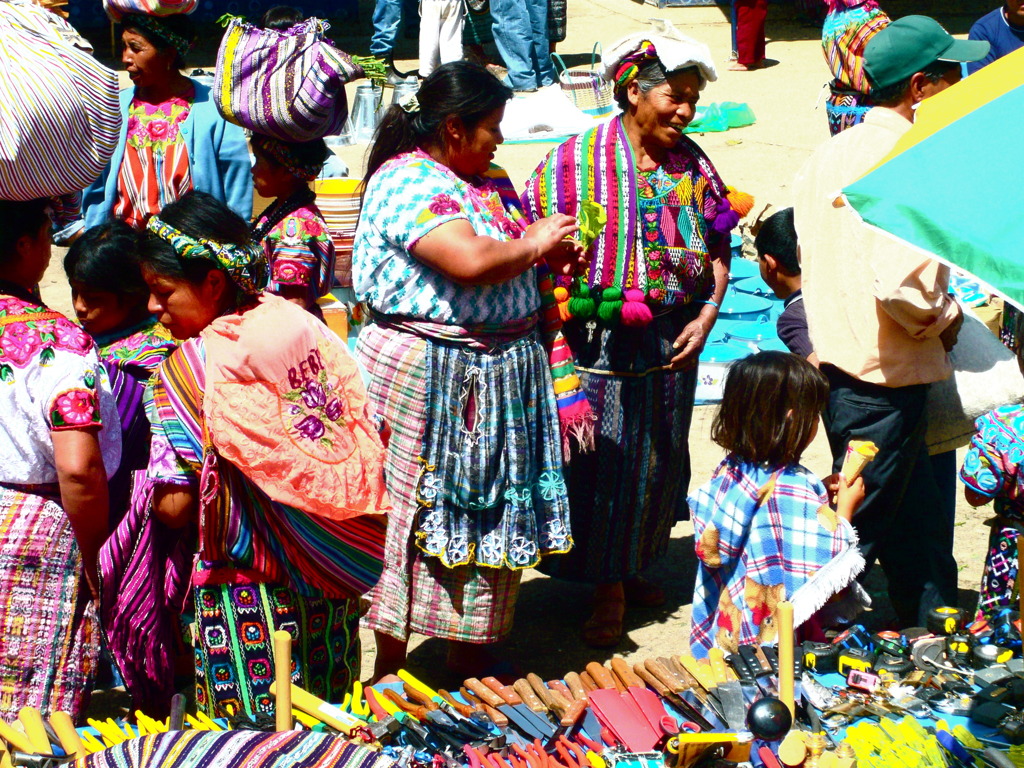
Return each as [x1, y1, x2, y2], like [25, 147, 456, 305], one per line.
[51, 389, 99, 428]
[428, 194, 462, 216]
[53, 321, 90, 352]
[272, 259, 313, 286]
[147, 119, 171, 142]
[0, 323, 42, 366]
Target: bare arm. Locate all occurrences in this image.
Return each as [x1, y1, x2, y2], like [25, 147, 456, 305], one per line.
[153, 485, 197, 529]
[410, 214, 579, 286]
[52, 429, 109, 599]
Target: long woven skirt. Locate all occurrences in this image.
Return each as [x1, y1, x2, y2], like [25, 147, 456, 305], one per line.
[356, 323, 521, 644]
[540, 306, 699, 584]
[194, 580, 360, 718]
[0, 487, 98, 719]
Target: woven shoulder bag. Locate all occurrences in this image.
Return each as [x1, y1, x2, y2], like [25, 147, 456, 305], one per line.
[214, 16, 363, 142]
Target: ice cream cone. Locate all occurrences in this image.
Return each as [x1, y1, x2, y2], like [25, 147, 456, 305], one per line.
[842, 439, 878, 482]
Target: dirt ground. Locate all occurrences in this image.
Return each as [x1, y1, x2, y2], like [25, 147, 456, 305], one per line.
[45, 0, 998, 691]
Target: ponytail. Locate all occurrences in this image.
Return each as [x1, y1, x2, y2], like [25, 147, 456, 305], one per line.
[365, 105, 420, 183]
[363, 60, 513, 185]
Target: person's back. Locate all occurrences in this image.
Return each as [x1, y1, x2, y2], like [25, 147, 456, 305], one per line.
[688, 352, 865, 657]
[791, 15, 987, 626]
[968, 2, 1024, 74]
[793, 106, 952, 386]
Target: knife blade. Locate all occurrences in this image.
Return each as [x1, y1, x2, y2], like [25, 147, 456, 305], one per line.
[465, 677, 552, 740]
[585, 662, 660, 751]
[678, 653, 728, 724]
[562, 672, 604, 740]
[481, 676, 557, 738]
[708, 648, 748, 731]
[404, 684, 492, 738]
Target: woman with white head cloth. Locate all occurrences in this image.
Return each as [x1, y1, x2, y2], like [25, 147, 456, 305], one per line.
[522, 22, 750, 647]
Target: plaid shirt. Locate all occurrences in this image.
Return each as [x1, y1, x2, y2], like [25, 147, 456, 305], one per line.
[689, 456, 860, 657]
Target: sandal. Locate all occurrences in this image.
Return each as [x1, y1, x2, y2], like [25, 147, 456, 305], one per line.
[624, 576, 666, 608]
[582, 596, 626, 648]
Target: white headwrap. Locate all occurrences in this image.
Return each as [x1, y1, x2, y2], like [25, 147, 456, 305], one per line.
[602, 19, 717, 90]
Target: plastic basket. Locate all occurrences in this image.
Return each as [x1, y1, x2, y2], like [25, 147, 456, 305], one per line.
[551, 43, 614, 118]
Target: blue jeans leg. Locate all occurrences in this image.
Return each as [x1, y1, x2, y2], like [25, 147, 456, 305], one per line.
[527, 0, 555, 86]
[370, 0, 403, 56]
[490, 0, 550, 89]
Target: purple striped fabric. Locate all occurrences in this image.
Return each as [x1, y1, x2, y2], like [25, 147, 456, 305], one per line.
[214, 17, 362, 142]
[98, 479, 192, 717]
[0, 1, 120, 200]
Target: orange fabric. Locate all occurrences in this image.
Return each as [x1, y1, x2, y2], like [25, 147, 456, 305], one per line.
[201, 293, 390, 521]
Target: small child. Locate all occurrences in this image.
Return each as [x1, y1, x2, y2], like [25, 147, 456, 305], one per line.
[689, 351, 866, 658]
[755, 207, 815, 363]
[64, 220, 176, 530]
[64, 219, 175, 364]
[960, 404, 1024, 620]
[250, 134, 336, 318]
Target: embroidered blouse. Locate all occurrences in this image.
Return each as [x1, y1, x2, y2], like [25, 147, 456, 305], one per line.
[353, 150, 540, 325]
[256, 203, 336, 310]
[0, 294, 120, 485]
[113, 86, 194, 229]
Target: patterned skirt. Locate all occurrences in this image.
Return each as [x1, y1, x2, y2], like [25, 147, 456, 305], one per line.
[539, 306, 700, 584]
[81, 730, 394, 768]
[0, 487, 98, 719]
[975, 520, 1022, 622]
[194, 578, 360, 718]
[356, 322, 521, 644]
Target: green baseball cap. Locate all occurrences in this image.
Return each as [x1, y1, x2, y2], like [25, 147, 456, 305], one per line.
[864, 15, 990, 89]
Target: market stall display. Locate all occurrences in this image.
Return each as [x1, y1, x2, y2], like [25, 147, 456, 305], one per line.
[2, 602, 1023, 768]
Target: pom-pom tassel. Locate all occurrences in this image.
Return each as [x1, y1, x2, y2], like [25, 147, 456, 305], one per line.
[712, 197, 740, 234]
[566, 281, 596, 320]
[725, 185, 755, 218]
[620, 288, 653, 327]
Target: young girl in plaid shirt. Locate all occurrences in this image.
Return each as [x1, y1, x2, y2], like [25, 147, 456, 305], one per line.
[688, 351, 867, 657]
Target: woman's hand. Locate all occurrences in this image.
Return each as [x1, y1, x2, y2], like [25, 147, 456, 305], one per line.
[523, 214, 579, 258]
[666, 314, 714, 371]
[543, 238, 587, 278]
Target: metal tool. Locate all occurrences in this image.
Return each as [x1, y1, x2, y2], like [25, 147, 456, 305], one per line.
[563, 672, 604, 740]
[464, 678, 552, 740]
[707, 648, 748, 731]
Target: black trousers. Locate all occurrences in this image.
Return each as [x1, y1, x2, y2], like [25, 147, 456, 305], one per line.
[822, 365, 959, 626]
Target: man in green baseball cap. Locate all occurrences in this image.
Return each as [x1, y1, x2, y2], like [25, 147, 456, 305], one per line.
[791, 16, 989, 628]
[864, 15, 990, 113]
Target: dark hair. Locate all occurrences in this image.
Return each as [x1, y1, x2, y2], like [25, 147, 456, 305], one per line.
[260, 5, 304, 30]
[614, 59, 700, 110]
[754, 208, 799, 275]
[711, 351, 829, 468]
[364, 61, 513, 182]
[870, 59, 958, 106]
[139, 191, 252, 284]
[122, 14, 196, 69]
[0, 199, 50, 267]
[64, 220, 148, 299]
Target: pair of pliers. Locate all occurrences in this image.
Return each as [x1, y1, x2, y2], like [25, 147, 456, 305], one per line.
[466, 745, 515, 768]
[553, 736, 588, 768]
